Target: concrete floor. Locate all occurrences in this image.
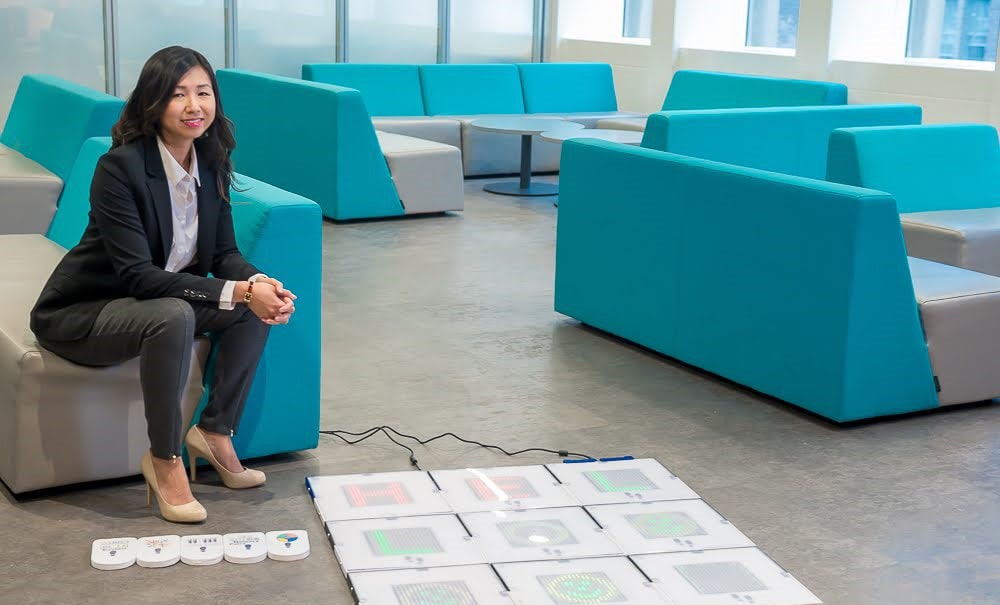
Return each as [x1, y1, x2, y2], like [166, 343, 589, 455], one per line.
[2, 177, 999, 605]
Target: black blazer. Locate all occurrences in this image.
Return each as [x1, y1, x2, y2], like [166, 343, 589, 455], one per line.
[31, 137, 260, 342]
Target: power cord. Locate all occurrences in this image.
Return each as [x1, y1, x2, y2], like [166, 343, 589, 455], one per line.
[320, 425, 595, 471]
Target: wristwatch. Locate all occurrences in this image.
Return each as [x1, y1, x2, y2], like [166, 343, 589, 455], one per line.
[243, 280, 254, 303]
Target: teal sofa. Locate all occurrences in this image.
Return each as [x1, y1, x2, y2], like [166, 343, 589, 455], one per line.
[555, 140, 1000, 421]
[218, 68, 463, 221]
[827, 124, 1000, 277]
[0, 136, 322, 493]
[638, 104, 922, 179]
[302, 62, 640, 176]
[598, 69, 848, 133]
[0, 74, 123, 234]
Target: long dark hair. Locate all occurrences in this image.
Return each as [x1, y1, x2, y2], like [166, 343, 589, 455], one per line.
[111, 46, 236, 201]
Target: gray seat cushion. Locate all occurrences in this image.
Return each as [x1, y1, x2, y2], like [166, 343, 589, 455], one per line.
[371, 117, 462, 149]
[902, 208, 1000, 277]
[0, 235, 209, 493]
[376, 132, 464, 214]
[909, 256, 1000, 406]
[0, 143, 62, 235]
[596, 116, 649, 132]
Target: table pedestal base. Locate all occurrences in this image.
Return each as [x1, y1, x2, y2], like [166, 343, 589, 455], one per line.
[483, 181, 559, 197]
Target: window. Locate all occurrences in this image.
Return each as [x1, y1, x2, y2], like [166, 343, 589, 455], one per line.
[451, 0, 534, 63]
[745, 0, 799, 49]
[907, 0, 1000, 62]
[623, 0, 652, 39]
[348, 0, 438, 64]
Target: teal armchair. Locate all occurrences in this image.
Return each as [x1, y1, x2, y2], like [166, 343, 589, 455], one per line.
[0, 136, 321, 493]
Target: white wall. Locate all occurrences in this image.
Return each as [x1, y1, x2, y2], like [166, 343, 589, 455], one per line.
[549, 0, 1000, 128]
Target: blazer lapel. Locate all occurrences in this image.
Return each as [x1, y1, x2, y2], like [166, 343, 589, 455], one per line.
[143, 137, 173, 264]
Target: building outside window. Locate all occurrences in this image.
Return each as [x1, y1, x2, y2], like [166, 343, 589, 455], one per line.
[908, 0, 1000, 62]
[622, 0, 652, 39]
[745, 0, 799, 49]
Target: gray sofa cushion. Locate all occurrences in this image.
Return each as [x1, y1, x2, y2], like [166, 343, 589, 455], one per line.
[909, 256, 1000, 406]
[371, 117, 462, 149]
[0, 235, 209, 493]
[0, 143, 62, 235]
[902, 208, 1000, 277]
[596, 116, 649, 132]
[376, 132, 464, 214]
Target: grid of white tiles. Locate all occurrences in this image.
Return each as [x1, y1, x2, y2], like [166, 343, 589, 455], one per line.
[306, 458, 821, 605]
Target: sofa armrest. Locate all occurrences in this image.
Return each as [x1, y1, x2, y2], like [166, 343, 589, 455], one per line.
[217, 174, 323, 457]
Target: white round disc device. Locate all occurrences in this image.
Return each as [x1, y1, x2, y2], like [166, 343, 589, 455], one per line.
[180, 534, 224, 566]
[223, 532, 268, 564]
[266, 530, 310, 562]
[91, 537, 138, 571]
[136, 535, 181, 568]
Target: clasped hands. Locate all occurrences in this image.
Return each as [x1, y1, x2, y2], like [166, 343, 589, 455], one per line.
[242, 277, 297, 325]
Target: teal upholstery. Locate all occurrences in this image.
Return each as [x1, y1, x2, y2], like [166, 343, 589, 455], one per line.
[40, 138, 322, 460]
[517, 62, 618, 113]
[419, 64, 525, 115]
[45, 137, 110, 248]
[641, 104, 921, 179]
[207, 174, 322, 458]
[555, 140, 938, 422]
[302, 63, 425, 117]
[662, 70, 848, 111]
[217, 69, 402, 220]
[827, 124, 1000, 213]
[0, 74, 122, 180]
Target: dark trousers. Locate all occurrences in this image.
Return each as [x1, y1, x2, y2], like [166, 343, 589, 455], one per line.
[39, 297, 270, 459]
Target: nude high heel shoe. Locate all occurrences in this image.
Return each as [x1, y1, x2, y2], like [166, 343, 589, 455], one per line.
[140, 450, 207, 523]
[185, 426, 266, 489]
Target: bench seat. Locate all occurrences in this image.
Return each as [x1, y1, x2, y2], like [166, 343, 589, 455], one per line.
[0, 235, 210, 493]
[597, 116, 648, 132]
[372, 117, 462, 149]
[375, 131, 464, 214]
[902, 208, 1000, 277]
[909, 256, 1000, 405]
[0, 144, 62, 235]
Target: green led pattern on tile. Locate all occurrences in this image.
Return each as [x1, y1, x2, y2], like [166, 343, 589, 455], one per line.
[365, 527, 444, 556]
[537, 572, 627, 604]
[626, 512, 707, 539]
[392, 580, 479, 605]
[583, 469, 657, 493]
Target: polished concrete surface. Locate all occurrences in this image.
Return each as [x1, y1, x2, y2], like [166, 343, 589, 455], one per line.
[2, 177, 999, 604]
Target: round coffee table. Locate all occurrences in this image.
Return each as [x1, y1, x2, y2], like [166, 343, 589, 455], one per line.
[469, 117, 584, 196]
[539, 128, 643, 146]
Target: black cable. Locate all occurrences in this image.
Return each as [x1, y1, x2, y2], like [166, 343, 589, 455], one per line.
[379, 426, 594, 460]
[321, 426, 422, 469]
[320, 425, 595, 469]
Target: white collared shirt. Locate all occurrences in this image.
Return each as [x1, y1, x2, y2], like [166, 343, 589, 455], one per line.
[156, 137, 239, 309]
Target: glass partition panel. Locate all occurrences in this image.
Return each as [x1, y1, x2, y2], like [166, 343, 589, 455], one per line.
[348, 0, 437, 64]
[450, 0, 533, 63]
[118, 0, 226, 98]
[745, 0, 799, 49]
[908, 0, 1000, 62]
[238, 0, 337, 77]
[0, 1, 105, 125]
[623, 0, 653, 39]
